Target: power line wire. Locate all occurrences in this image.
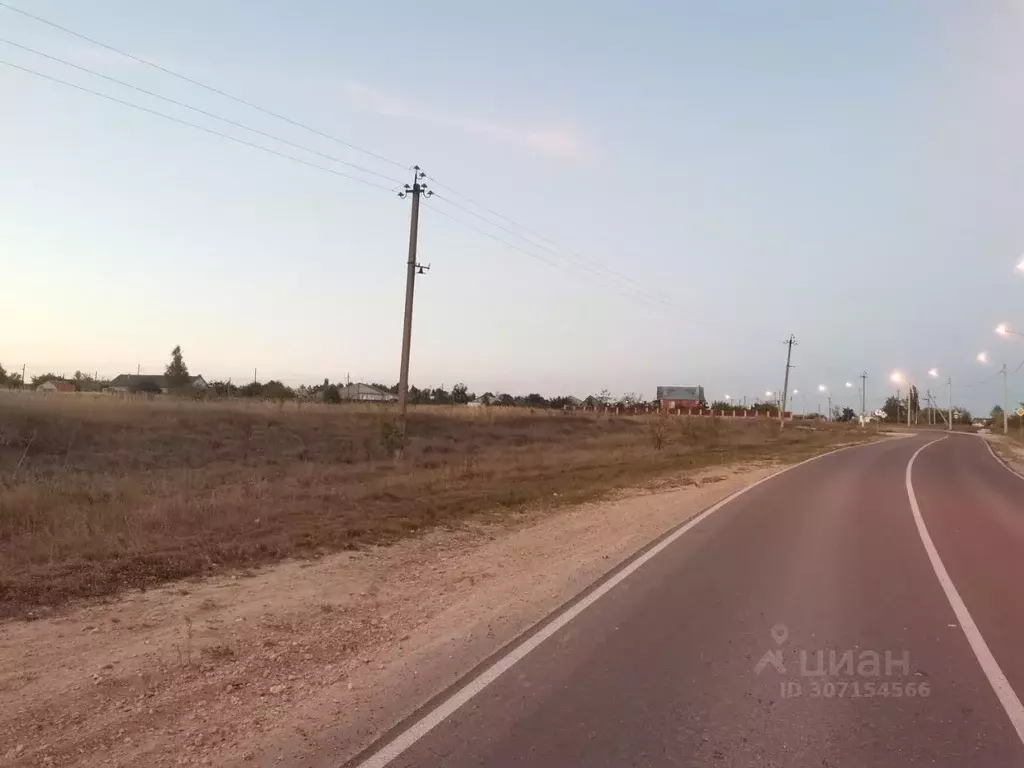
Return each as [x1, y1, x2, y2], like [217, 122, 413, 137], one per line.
[0, 1, 409, 171]
[428, 178, 677, 304]
[0, 38, 404, 185]
[0, 59, 396, 192]
[429, 194, 677, 310]
[0, 2, 686, 313]
[423, 201, 678, 312]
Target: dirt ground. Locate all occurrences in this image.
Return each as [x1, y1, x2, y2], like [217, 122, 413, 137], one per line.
[0, 457, 821, 767]
[985, 433, 1024, 475]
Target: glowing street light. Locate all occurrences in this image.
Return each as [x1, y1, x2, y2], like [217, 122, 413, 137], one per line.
[818, 384, 827, 392]
[996, 323, 1024, 338]
[845, 382, 853, 388]
[1017, 256, 1024, 273]
[890, 371, 905, 384]
[928, 368, 939, 378]
[978, 352, 989, 364]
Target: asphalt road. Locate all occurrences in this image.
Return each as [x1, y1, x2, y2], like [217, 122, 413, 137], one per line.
[354, 434, 1024, 767]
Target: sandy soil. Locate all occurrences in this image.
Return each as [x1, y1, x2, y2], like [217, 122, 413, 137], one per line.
[985, 433, 1024, 475]
[0, 461, 789, 767]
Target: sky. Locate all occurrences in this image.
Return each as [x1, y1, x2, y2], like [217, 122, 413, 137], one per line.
[3, 1, 1024, 414]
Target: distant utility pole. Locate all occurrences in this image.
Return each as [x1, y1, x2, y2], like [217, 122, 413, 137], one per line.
[397, 166, 432, 441]
[780, 334, 797, 427]
[947, 377, 952, 432]
[859, 371, 868, 423]
[1002, 363, 1009, 435]
[21, 363, 25, 386]
[254, 368, 258, 384]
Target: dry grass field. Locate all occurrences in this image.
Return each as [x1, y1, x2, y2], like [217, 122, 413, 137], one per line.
[0, 393, 875, 617]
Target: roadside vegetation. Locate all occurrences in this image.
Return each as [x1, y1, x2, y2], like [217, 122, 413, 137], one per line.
[0, 394, 876, 616]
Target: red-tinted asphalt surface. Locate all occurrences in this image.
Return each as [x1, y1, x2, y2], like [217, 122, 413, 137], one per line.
[353, 435, 1024, 767]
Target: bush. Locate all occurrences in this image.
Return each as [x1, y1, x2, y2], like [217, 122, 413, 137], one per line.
[648, 412, 671, 450]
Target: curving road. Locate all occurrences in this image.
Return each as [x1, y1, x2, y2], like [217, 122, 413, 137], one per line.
[350, 434, 1024, 767]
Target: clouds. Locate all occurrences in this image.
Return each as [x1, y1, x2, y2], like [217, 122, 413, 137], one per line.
[340, 81, 595, 164]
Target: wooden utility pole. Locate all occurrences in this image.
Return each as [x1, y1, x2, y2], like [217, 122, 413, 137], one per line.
[1002, 363, 1009, 435]
[859, 371, 867, 424]
[397, 166, 431, 442]
[780, 335, 797, 427]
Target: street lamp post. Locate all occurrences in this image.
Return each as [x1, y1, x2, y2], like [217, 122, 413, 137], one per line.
[927, 368, 952, 432]
[978, 351, 1008, 434]
[890, 372, 913, 427]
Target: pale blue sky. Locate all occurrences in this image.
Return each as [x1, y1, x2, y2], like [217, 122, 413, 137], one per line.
[3, 1, 1024, 413]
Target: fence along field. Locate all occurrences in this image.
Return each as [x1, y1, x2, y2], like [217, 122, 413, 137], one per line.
[0, 392, 874, 617]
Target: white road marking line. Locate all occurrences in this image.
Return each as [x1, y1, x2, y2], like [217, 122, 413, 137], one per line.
[350, 439, 885, 768]
[979, 435, 1024, 482]
[906, 437, 1024, 747]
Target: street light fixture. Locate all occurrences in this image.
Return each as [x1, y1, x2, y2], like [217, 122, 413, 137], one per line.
[996, 323, 1024, 338]
[817, 385, 830, 419]
[1016, 256, 1024, 273]
[978, 352, 989, 364]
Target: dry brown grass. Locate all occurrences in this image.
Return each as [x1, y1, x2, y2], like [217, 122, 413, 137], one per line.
[0, 392, 876, 616]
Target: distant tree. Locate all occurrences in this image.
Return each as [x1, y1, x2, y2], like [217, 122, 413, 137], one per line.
[620, 392, 640, 407]
[31, 372, 61, 387]
[262, 380, 295, 400]
[882, 395, 900, 422]
[908, 385, 920, 415]
[991, 404, 1005, 419]
[239, 381, 262, 398]
[71, 370, 103, 392]
[709, 400, 740, 411]
[452, 382, 470, 404]
[837, 406, 857, 422]
[497, 393, 515, 406]
[0, 363, 19, 389]
[596, 388, 612, 405]
[430, 386, 452, 405]
[523, 393, 548, 407]
[324, 384, 342, 404]
[209, 380, 238, 397]
[164, 346, 190, 387]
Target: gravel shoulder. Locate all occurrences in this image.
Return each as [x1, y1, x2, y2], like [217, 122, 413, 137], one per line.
[982, 432, 1024, 475]
[2, 460, 804, 767]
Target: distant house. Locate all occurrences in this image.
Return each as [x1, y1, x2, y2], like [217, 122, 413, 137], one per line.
[563, 396, 583, 407]
[468, 393, 497, 407]
[340, 383, 396, 402]
[36, 379, 75, 393]
[657, 385, 705, 410]
[107, 374, 208, 394]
